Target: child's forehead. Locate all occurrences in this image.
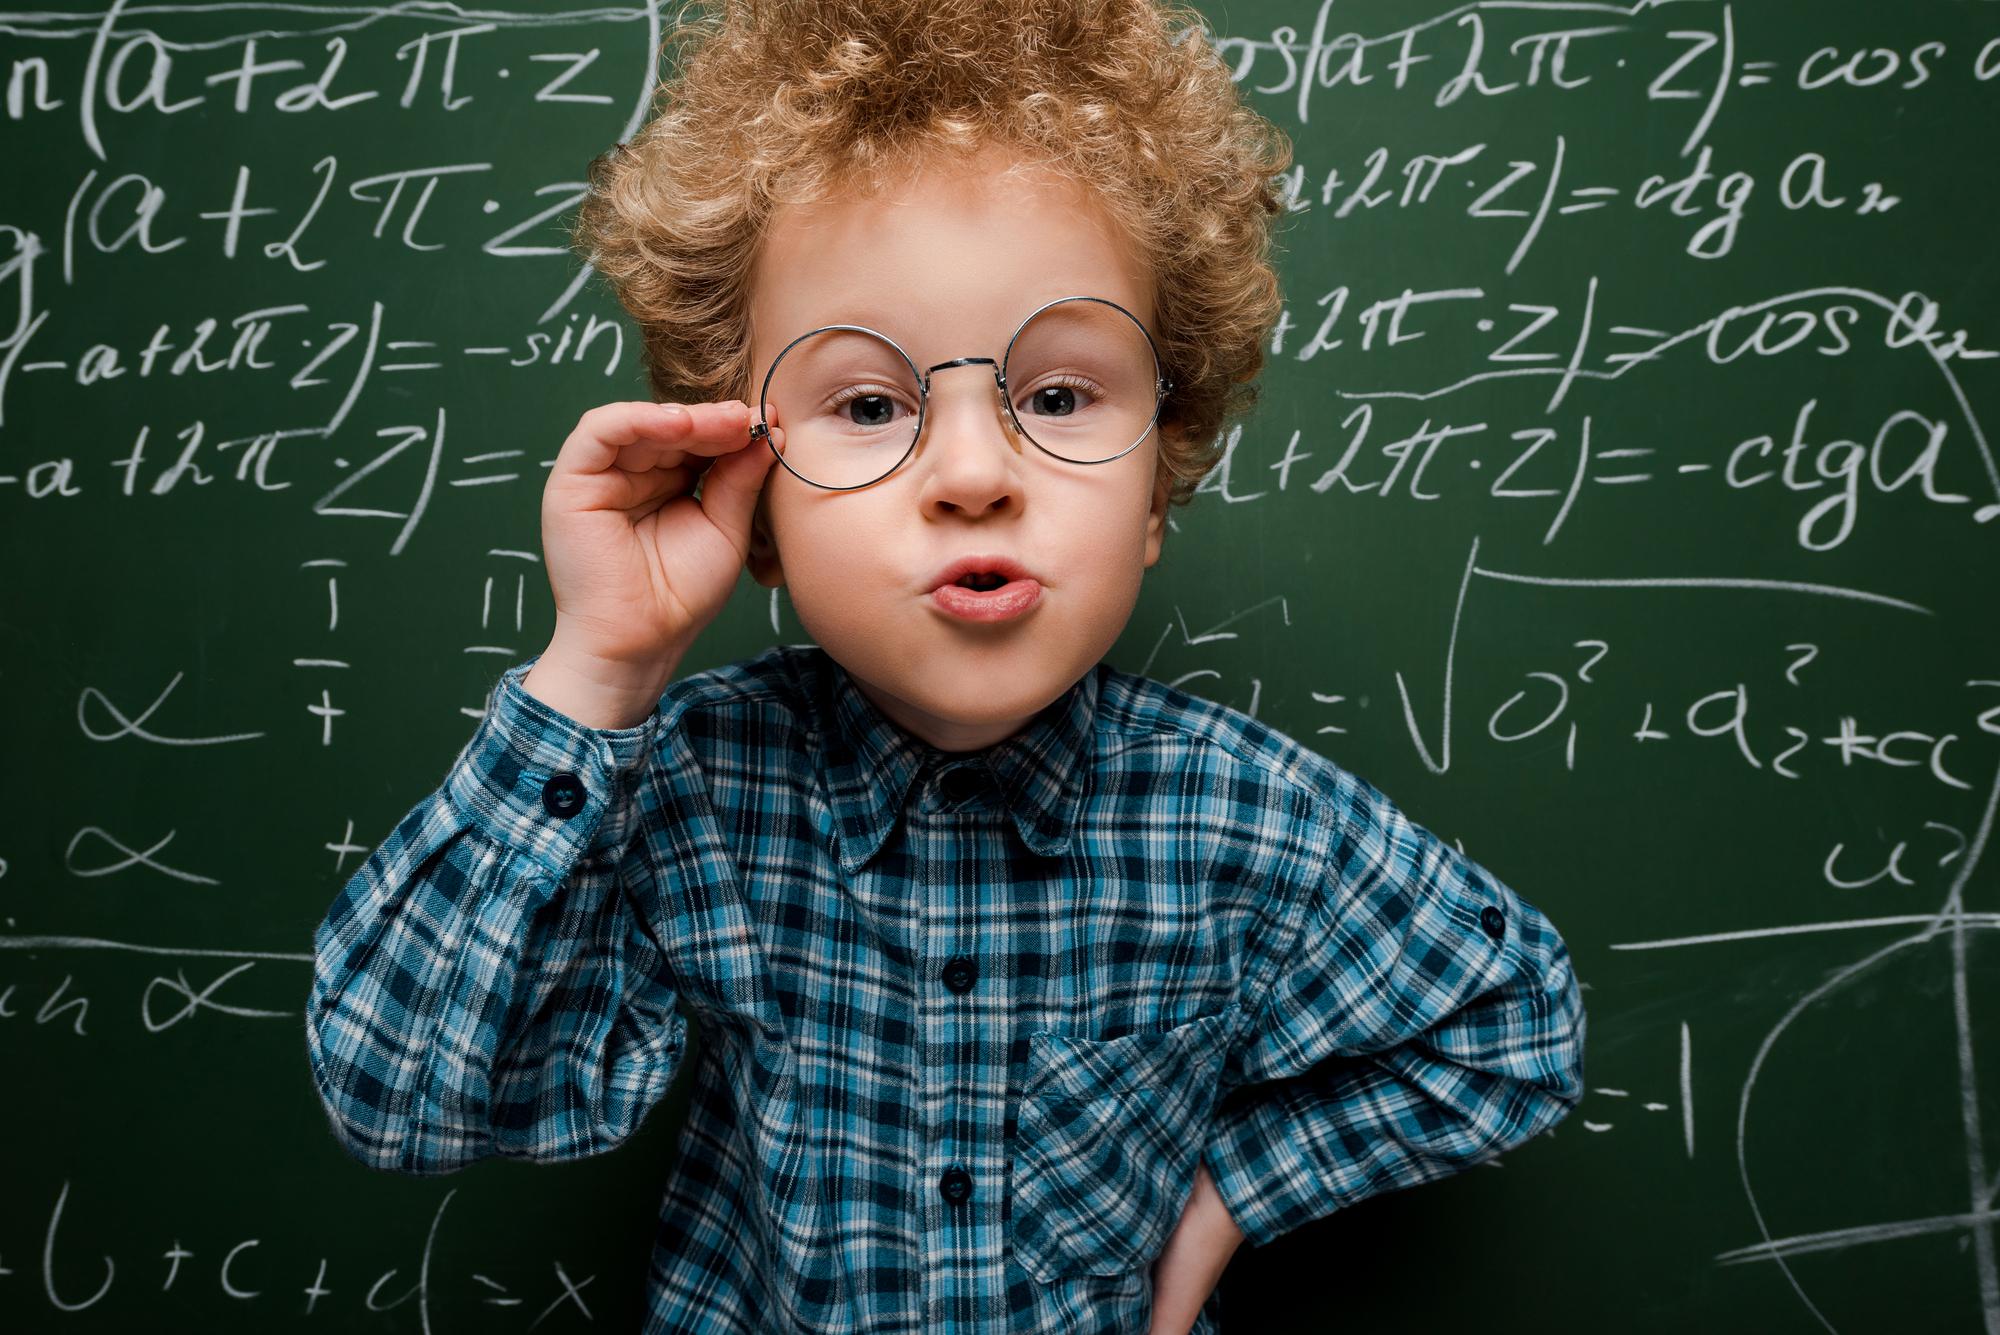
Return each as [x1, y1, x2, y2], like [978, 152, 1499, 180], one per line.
[751, 148, 1155, 344]
[769, 147, 1136, 256]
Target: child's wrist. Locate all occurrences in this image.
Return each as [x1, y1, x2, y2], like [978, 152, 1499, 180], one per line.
[521, 631, 683, 730]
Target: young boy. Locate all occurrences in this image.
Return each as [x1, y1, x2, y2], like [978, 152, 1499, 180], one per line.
[307, 2, 1586, 1332]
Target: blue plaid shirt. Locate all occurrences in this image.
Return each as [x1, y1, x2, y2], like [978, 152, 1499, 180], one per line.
[308, 647, 1583, 1334]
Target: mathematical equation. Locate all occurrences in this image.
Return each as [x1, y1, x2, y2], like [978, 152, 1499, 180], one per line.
[1218, 3, 1999, 134]
[21, 1182, 597, 1325]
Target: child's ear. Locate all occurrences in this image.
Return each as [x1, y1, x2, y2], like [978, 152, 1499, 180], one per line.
[747, 492, 787, 588]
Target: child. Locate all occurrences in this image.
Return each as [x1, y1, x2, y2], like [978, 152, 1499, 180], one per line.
[306, 2, 1586, 1332]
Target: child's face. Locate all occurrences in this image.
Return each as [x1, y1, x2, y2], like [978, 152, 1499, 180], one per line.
[746, 150, 1171, 752]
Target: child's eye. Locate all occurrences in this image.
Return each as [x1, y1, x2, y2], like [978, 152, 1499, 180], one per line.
[1021, 379, 1099, 418]
[1031, 386, 1076, 417]
[845, 394, 897, 426]
[824, 385, 912, 429]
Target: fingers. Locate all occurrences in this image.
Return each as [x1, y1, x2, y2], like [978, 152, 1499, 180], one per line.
[675, 400, 759, 452]
[578, 462, 701, 515]
[555, 400, 759, 479]
[611, 400, 759, 473]
[552, 401, 685, 477]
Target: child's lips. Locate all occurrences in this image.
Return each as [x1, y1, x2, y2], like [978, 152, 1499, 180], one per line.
[925, 554, 1041, 622]
[930, 578, 1043, 622]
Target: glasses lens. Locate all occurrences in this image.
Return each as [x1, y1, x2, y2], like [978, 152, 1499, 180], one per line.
[1004, 299, 1163, 464]
[762, 327, 922, 489]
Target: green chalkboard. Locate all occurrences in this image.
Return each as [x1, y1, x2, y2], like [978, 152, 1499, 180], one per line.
[4, 1, 1999, 1332]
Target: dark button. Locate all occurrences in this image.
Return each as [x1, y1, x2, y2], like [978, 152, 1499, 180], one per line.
[938, 767, 985, 805]
[940, 954, 978, 995]
[541, 772, 587, 820]
[1480, 905, 1506, 941]
[938, 1167, 973, 1206]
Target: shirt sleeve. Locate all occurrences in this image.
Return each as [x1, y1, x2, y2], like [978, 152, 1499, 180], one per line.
[1204, 773, 1585, 1245]
[306, 660, 688, 1176]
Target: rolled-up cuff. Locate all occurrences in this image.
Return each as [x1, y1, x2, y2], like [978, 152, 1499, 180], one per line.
[443, 658, 662, 880]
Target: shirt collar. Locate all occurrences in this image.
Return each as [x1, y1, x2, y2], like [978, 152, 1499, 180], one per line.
[815, 652, 1099, 871]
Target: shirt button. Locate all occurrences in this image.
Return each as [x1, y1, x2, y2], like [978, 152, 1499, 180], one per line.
[541, 772, 587, 819]
[938, 767, 984, 805]
[940, 954, 978, 995]
[1480, 905, 1506, 941]
[938, 1166, 973, 1206]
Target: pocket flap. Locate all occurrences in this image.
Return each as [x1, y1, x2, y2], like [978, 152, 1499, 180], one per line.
[1024, 1010, 1235, 1103]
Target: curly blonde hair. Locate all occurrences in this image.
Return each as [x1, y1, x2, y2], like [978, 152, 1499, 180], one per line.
[575, 0, 1289, 501]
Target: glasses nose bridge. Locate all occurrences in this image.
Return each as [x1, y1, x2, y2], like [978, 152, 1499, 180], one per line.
[919, 355, 1016, 438]
[922, 355, 1004, 391]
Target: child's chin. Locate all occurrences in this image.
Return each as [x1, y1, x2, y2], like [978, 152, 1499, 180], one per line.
[917, 679, 1070, 727]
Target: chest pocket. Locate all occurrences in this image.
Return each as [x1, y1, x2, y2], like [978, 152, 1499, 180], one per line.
[1009, 1010, 1236, 1284]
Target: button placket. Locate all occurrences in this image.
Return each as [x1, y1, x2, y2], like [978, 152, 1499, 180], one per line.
[912, 771, 968, 1262]
[915, 759, 993, 1283]
[935, 768, 982, 1001]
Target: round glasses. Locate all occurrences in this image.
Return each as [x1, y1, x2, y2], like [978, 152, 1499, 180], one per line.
[750, 296, 1172, 491]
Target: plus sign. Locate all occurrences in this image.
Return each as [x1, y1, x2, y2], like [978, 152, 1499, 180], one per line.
[201, 38, 305, 112]
[1268, 307, 1296, 355]
[1822, 716, 1879, 765]
[325, 819, 370, 873]
[163, 1241, 193, 1291]
[196, 166, 279, 259]
[303, 1258, 332, 1314]
[308, 690, 346, 746]
[1267, 429, 1314, 491]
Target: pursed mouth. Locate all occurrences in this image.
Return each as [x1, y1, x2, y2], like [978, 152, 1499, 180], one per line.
[928, 557, 1043, 622]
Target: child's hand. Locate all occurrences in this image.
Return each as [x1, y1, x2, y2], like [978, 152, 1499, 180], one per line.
[522, 400, 778, 729]
[1148, 1163, 1245, 1335]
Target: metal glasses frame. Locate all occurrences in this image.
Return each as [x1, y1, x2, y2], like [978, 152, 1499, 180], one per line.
[748, 295, 1173, 492]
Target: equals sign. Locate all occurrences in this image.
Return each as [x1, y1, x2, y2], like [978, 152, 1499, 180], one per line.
[1593, 447, 1654, 484]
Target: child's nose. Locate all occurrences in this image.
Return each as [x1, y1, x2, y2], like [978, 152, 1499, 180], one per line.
[917, 369, 1022, 519]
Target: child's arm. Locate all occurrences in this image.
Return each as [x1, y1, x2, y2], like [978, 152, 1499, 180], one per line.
[307, 683, 674, 1172]
[1201, 777, 1586, 1246]
[308, 400, 775, 1172]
